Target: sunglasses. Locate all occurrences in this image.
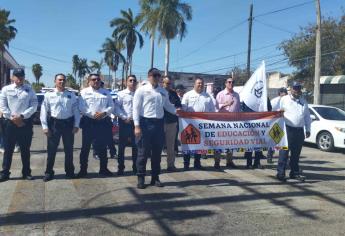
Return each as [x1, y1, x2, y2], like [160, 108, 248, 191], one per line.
[129, 79, 137, 83]
[90, 78, 101, 81]
[226, 81, 234, 84]
[152, 73, 161, 78]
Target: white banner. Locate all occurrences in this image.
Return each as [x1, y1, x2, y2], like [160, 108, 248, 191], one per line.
[178, 111, 288, 153]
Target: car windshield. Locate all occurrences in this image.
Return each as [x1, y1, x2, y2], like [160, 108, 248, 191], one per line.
[314, 107, 345, 121]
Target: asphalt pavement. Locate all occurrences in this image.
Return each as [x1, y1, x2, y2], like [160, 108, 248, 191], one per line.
[0, 125, 345, 235]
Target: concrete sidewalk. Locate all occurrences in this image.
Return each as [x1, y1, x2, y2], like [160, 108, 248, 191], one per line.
[0, 126, 345, 235]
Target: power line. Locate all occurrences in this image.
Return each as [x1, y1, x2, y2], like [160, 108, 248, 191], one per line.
[171, 41, 282, 71]
[11, 46, 71, 64]
[254, 0, 314, 18]
[254, 19, 295, 35]
[172, 19, 247, 63]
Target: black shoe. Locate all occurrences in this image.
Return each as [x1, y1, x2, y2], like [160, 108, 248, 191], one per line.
[150, 178, 164, 187]
[43, 173, 54, 182]
[194, 165, 205, 170]
[252, 164, 265, 169]
[137, 176, 145, 189]
[117, 169, 124, 176]
[76, 170, 88, 178]
[66, 173, 76, 179]
[23, 174, 34, 180]
[99, 169, 114, 177]
[167, 166, 178, 172]
[0, 174, 9, 182]
[276, 174, 286, 182]
[226, 161, 237, 169]
[214, 162, 221, 169]
[290, 174, 306, 181]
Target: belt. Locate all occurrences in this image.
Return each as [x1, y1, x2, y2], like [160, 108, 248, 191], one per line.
[140, 117, 163, 122]
[51, 116, 74, 121]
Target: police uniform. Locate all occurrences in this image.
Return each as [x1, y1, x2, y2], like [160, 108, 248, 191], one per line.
[78, 86, 114, 177]
[181, 89, 215, 170]
[40, 89, 80, 180]
[133, 83, 176, 186]
[277, 94, 311, 179]
[0, 81, 37, 181]
[115, 88, 137, 174]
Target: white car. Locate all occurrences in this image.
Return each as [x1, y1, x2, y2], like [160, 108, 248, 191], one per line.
[305, 105, 345, 152]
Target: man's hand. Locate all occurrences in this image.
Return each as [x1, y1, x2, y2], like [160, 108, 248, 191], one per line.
[94, 112, 106, 120]
[305, 131, 311, 138]
[134, 126, 141, 139]
[124, 118, 132, 124]
[43, 129, 51, 137]
[11, 115, 25, 127]
[72, 127, 79, 134]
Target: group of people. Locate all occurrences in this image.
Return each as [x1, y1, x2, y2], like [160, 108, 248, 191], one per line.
[0, 67, 311, 188]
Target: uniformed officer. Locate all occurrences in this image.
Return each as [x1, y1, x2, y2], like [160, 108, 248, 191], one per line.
[0, 68, 38, 182]
[133, 68, 177, 189]
[40, 73, 80, 182]
[78, 73, 114, 178]
[115, 74, 137, 175]
[181, 77, 216, 170]
[277, 82, 311, 181]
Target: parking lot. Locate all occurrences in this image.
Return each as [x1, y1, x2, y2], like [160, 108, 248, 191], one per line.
[0, 125, 345, 235]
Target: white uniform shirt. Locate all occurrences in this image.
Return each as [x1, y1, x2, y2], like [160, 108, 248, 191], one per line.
[133, 83, 176, 126]
[79, 87, 113, 118]
[115, 88, 134, 120]
[279, 95, 311, 132]
[182, 90, 216, 112]
[40, 89, 80, 129]
[271, 96, 282, 111]
[0, 83, 38, 119]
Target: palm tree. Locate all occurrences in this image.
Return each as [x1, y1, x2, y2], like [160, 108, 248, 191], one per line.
[72, 54, 80, 80]
[77, 58, 90, 88]
[153, 0, 192, 75]
[89, 59, 104, 74]
[32, 63, 43, 84]
[110, 8, 144, 75]
[139, 0, 159, 68]
[100, 37, 126, 90]
[0, 9, 17, 87]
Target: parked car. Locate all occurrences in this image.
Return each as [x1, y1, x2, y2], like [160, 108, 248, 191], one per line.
[305, 105, 345, 152]
[32, 93, 45, 124]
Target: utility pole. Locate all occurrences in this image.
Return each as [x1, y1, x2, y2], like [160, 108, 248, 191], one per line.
[313, 0, 321, 104]
[246, 4, 253, 80]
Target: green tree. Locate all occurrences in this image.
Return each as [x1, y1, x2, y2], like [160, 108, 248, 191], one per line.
[110, 8, 144, 75]
[31, 82, 45, 93]
[280, 14, 345, 91]
[66, 73, 79, 90]
[89, 59, 104, 74]
[72, 54, 80, 80]
[32, 63, 43, 84]
[77, 58, 90, 87]
[100, 37, 126, 89]
[152, 0, 192, 75]
[0, 9, 17, 87]
[139, 0, 159, 68]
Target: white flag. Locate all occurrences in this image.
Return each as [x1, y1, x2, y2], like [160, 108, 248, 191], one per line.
[240, 61, 268, 112]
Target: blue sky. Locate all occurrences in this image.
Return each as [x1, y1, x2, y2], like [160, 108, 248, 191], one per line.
[1, 0, 344, 86]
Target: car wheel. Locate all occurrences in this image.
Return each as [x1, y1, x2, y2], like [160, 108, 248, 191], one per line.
[317, 131, 334, 152]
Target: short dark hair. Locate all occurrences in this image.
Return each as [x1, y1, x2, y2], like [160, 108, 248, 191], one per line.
[127, 74, 137, 81]
[54, 73, 66, 80]
[88, 73, 100, 80]
[194, 77, 204, 82]
[148, 68, 161, 76]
